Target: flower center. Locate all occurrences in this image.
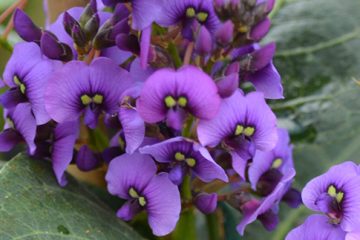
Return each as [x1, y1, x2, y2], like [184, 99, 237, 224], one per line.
[164, 96, 188, 109]
[81, 94, 104, 105]
[196, 12, 208, 23]
[128, 187, 147, 207]
[234, 124, 255, 137]
[327, 185, 344, 203]
[174, 152, 196, 167]
[185, 7, 208, 23]
[14, 76, 26, 95]
[186, 7, 196, 18]
[271, 158, 283, 169]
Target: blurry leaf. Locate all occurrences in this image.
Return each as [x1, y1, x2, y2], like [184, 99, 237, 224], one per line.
[219, 202, 241, 240]
[0, 153, 144, 239]
[243, 0, 360, 238]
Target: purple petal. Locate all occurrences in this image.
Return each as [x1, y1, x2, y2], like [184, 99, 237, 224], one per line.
[140, 26, 152, 69]
[282, 188, 302, 208]
[143, 173, 181, 236]
[198, 90, 247, 147]
[216, 73, 239, 98]
[346, 232, 360, 240]
[195, 26, 213, 55]
[101, 47, 132, 65]
[0, 88, 27, 109]
[132, 0, 162, 30]
[119, 95, 145, 154]
[0, 129, 22, 152]
[13, 9, 42, 42]
[215, 20, 234, 45]
[237, 168, 295, 235]
[117, 200, 142, 221]
[251, 42, 276, 71]
[195, 147, 229, 182]
[285, 214, 346, 240]
[52, 121, 79, 186]
[247, 62, 284, 99]
[194, 192, 217, 214]
[10, 103, 37, 155]
[244, 92, 278, 151]
[137, 66, 221, 123]
[130, 58, 154, 82]
[106, 152, 157, 199]
[250, 18, 271, 41]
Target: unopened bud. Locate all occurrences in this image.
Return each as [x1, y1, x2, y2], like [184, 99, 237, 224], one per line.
[13, 9, 42, 42]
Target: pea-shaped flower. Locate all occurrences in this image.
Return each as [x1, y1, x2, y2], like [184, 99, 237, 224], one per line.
[45, 57, 132, 129]
[106, 152, 181, 236]
[137, 65, 221, 130]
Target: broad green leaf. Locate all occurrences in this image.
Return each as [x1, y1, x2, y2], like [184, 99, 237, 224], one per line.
[0, 153, 144, 240]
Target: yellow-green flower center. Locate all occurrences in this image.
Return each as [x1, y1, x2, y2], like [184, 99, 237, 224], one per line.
[81, 94, 104, 105]
[164, 96, 188, 108]
[197, 11, 208, 22]
[174, 152, 196, 167]
[186, 7, 196, 18]
[234, 124, 255, 137]
[327, 185, 344, 203]
[14, 76, 26, 95]
[272, 158, 283, 169]
[128, 187, 147, 207]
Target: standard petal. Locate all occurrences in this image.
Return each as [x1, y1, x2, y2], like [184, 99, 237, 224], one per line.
[106, 152, 157, 199]
[143, 173, 181, 236]
[198, 90, 246, 147]
[285, 214, 346, 240]
[195, 147, 228, 182]
[132, 0, 162, 30]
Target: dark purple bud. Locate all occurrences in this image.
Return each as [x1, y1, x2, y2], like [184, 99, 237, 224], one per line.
[76, 145, 100, 171]
[110, 18, 130, 39]
[13, 9, 42, 42]
[256, 169, 283, 196]
[63, 11, 78, 36]
[84, 13, 100, 40]
[194, 193, 218, 214]
[79, 1, 97, 26]
[258, 209, 279, 231]
[72, 24, 87, 48]
[195, 26, 213, 56]
[216, 73, 239, 98]
[112, 4, 130, 24]
[40, 31, 73, 61]
[215, 20, 234, 46]
[282, 188, 302, 208]
[250, 18, 271, 41]
[116, 34, 140, 55]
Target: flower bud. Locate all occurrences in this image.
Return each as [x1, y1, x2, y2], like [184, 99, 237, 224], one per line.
[216, 73, 239, 98]
[76, 145, 100, 171]
[63, 12, 78, 36]
[116, 34, 140, 55]
[79, 0, 97, 26]
[194, 193, 218, 214]
[215, 20, 234, 46]
[195, 26, 212, 56]
[84, 13, 100, 41]
[40, 31, 73, 61]
[249, 18, 271, 41]
[112, 4, 130, 24]
[282, 188, 302, 208]
[13, 9, 42, 42]
[72, 24, 87, 48]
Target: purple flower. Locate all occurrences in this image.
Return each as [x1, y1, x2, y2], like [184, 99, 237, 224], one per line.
[105, 152, 181, 236]
[197, 90, 278, 177]
[45, 57, 133, 129]
[137, 65, 221, 130]
[194, 192, 218, 214]
[1, 42, 62, 125]
[0, 103, 36, 155]
[140, 137, 228, 185]
[157, 0, 220, 39]
[301, 161, 360, 232]
[237, 168, 296, 235]
[232, 43, 283, 99]
[249, 128, 294, 190]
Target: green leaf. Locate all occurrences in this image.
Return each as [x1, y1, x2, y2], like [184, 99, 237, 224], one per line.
[0, 153, 144, 240]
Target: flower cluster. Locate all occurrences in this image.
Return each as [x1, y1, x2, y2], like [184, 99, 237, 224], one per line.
[286, 162, 360, 240]
[0, 0, 301, 237]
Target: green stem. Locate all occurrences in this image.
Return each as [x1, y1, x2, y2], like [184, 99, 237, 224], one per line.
[172, 175, 197, 240]
[206, 213, 220, 240]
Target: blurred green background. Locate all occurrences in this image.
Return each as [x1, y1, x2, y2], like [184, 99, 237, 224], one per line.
[0, 0, 359, 239]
